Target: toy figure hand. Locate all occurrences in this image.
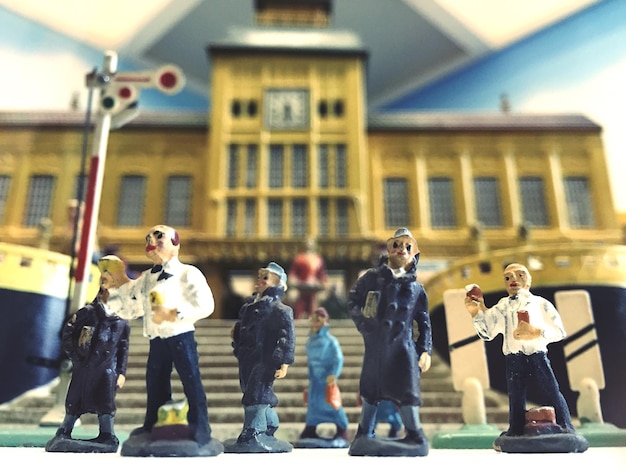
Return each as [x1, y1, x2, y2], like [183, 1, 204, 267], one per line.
[419, 351, 431, 372]
[326, 374, 336, 385]
[153, 306, 178, 324]
[117, 374, 126, 389]
[275, 364, 289, 379]
[464, 295, 485, 318]
[513, 321, 541, 340]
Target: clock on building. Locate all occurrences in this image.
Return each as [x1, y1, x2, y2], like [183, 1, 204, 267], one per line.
[265, 89, 309, 129]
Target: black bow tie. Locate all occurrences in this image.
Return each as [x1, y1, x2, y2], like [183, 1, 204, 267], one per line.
[509, 295, 518, 300]
[151, 265, 163, 273]
[158, 271, 173, 281]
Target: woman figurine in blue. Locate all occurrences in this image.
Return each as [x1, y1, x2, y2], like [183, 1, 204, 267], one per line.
[296, 307, 350, 448]
[226, 262, 296, 453]
[348, 227, 432, 457]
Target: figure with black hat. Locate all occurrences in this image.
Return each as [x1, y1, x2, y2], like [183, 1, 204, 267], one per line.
[226, 262, 296, 453]
[348, 228, 432, 457]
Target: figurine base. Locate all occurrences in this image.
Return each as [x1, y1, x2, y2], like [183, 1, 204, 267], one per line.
[120, 429, 223, 457]
[431, 424, 502, 449]
[493, 432, 589, 453]
[293, 436, 350, 448]
[223, 434, 293, 453]
[45, 434, 119, 453]
[348, 435, 429, 457]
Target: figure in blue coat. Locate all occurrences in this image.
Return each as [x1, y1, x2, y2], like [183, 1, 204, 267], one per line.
[227, 262, 296, 453]
[348, 227, 432, 457]
[297, 307, 350, 447]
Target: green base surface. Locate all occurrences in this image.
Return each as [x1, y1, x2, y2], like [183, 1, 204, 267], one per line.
[577, 422, 626, 447]
[0, 426, 129, 448]
[431, 424, 501, 449]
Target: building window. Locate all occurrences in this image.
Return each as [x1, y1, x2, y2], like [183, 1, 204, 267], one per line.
[0, 175, 11, 224]
[383, 178, 409, 228]
[318, 198, 329, 236]
[231, 100, 242, 117]
[519, 177, 549, 227]
[292, 198, 307, 237]
[268, 199, 283, 236]
[269, 145, 284, 188]
[247, 100, 258, 117]
[292, 145, 308, 188]
[335, 144, 346, 188]
[336, 198, 348, 235]
[228, 144, 239, 188]
[226, 200, 236, 237]
[474, 177, 502, 227]
[165, 176, 191, 227]
[117, 175, 145, 226]
[333, 99, 344, 117]
[564, 176, 595, 228]
[244, 199, 256, 235]
[246, 145, 258, 188]
[428, 177, 456, 228]
[318, 144, 329, 188]
[24, 175, 55, 227]
[318, 100, 328, 118]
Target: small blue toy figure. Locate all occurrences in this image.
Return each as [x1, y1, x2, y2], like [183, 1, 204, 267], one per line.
[348, 227, 432, 457]
[465, 263, 588, 453]
[106, 225, 223, 457]
[376, 401, 404, 438]
[225, 262, 296, 453]
[295, 307, 350, 448]
[46, 255, 130, 453]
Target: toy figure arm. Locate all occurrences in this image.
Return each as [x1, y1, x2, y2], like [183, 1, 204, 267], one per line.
[177, 266, 215, 323]
[107, 276, 147, 320]
[275, 363, 289, 379]
[539, 297, 567, 343]
[472, 303, 505, 340]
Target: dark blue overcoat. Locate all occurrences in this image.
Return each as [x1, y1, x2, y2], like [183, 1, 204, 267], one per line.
[232, 285, 295, 407]
[348, 255, 432, 407]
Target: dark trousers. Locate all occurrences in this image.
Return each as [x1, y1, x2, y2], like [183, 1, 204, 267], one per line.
[505, 351, 573, 435]
[145, 331, 211, 443]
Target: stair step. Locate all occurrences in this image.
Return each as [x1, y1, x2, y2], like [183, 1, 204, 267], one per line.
[0, 318, 510, 429]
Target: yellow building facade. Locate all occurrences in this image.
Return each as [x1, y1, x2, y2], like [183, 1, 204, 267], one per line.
[0, 2, 621, 317]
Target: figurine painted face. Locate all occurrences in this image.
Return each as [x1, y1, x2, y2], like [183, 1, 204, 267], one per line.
[309, 309, 329, 334]
[387, 235, 417, 270]
[145, 225, 180, 265]
[503, 263, 532, 296]
[98, 255, 126, 290]
[255, 268, 280, 296]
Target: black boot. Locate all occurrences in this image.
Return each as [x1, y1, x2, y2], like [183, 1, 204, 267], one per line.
[299, 425, 318, 439]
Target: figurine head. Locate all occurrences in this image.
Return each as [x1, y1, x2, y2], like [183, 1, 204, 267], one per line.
[386, 227, 419, 270]
[98, 254, 127, 290]
[503, 263, 532, 296]
[255, 262, 287, 295]
[309, 307, 329, 334]
[145, 225, 180, 265]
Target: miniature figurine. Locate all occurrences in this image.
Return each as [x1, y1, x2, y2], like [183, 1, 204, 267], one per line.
[106, 225, 223, 457]
[464, 262, 588, 453]
[289, 238, 328, 319]
[348, 227, 432, 457]
[45, 255, 130, 453]
[375, 400, 404, 438]
[225, 262, 296, 453]
[295, 307, 350, 448]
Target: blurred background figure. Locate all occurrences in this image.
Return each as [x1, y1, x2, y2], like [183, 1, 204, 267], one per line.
[289, 238, 328, 319]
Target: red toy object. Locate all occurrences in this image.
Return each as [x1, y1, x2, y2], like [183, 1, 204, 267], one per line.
[465, 283, 482, 300]
[517, 310, 530, 324]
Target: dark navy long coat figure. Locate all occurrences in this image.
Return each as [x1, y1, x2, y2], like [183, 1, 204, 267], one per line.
[227, 261, 295, 453]
[63, 297, 130, 418]
[233, 284, 295, 408]
[349, 254, 431, 407]
[347, 227, 432, 456]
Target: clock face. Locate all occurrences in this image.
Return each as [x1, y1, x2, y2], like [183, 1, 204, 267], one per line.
[265, 89, 309, 130]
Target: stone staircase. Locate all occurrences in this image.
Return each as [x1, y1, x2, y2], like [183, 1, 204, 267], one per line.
[0, 318, 509, 440]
